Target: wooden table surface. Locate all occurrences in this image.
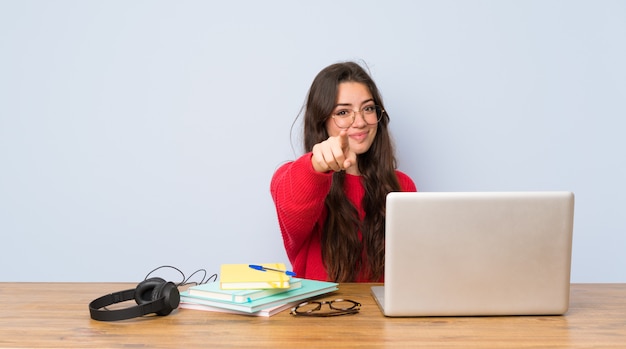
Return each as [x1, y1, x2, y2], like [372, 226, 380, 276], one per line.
[0, 282, 624, 348]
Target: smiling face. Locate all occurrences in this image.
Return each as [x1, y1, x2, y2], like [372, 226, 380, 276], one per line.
[325, 82, 378, 155]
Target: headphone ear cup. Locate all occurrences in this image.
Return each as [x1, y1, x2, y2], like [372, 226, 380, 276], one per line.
[134, 277, 167, 305]
[153, 281, 180, 316]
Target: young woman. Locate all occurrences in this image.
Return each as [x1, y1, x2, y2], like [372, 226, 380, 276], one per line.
[270, 61, 417, 282]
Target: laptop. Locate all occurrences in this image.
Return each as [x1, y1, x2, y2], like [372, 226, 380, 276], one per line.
[372, 191, 575, 317]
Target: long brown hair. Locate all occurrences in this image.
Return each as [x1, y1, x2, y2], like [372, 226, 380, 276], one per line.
[303, 62, 401, 282]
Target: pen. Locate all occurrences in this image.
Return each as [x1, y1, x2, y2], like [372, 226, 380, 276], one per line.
[249, 264, 297, 276]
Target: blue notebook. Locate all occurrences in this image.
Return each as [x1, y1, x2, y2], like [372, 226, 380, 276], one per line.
[188, 279, 303, 303]
[180, 279, 338, 313]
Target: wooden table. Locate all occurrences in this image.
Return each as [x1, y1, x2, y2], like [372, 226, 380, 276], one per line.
[0, 283, 624, 348]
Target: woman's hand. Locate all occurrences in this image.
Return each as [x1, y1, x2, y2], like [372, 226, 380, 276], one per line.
[311, 130, 356, 173]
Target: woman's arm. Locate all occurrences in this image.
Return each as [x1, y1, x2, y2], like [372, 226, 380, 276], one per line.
[270, 153, 333, 257]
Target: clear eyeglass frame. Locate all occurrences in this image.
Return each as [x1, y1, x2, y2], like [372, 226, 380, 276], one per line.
[290, 299, 361, 317]
[331, 105, 385, 129]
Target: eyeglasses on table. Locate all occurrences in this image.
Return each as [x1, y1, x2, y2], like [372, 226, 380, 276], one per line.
[290, 299, 361, 317]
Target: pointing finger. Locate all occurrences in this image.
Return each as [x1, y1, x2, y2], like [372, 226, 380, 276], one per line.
[343, 149, 357, 170]
[338, 129, 349, 151]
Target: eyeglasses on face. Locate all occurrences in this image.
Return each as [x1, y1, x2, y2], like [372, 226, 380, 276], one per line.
[290, 299, 361, 317]
[331, 105, 384, 129]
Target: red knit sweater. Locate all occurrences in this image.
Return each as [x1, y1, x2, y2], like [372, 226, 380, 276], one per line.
[270, 153, 417, 282]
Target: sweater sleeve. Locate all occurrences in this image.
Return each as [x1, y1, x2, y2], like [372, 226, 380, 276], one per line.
[270, 153, 333, 260]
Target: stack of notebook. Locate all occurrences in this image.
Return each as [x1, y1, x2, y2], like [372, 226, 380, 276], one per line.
[179, 263, 338, 317]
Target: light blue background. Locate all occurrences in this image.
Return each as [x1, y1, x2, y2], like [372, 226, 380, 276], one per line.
[1, 1, 624, 282]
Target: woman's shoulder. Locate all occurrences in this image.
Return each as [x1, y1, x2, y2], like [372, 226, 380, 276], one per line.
[394, 170, 417, 192]
[271, 153, 334, 192]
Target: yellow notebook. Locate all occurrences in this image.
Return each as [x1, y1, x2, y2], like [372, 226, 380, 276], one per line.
[220, 263, 291, 290]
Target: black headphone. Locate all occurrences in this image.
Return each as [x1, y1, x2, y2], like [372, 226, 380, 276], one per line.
[89, 277, 180, 321]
